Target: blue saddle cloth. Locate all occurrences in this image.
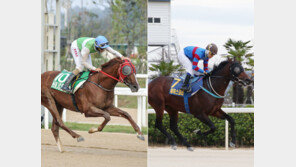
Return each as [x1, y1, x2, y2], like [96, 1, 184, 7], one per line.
[169, 75, 203, 114]
[169, 75, 203, 97]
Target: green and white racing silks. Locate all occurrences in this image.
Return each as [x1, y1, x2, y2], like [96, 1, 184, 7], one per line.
[76, 37, 97, 53]
[72, 37, 124, 71]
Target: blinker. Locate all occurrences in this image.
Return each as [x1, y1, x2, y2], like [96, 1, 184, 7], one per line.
[122, 65, 132, 76]
[230, 63, 244, 77]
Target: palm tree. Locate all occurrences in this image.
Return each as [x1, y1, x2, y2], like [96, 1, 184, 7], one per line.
[149, 60, 185, 79]
[224, 39, 253, 104]
[245, 53, 254, 104]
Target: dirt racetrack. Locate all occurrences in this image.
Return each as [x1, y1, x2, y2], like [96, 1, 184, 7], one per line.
[148, 147, 254, 167]
[42, 130, 147, 167]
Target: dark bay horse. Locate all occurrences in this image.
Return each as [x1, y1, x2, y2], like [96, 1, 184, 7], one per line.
[148, 59, 252, 151]
[41, 57, 144, 152]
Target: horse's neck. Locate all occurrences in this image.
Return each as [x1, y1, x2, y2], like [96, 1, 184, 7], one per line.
[207, 72, 230, 96]
[91, 69, 119, 90]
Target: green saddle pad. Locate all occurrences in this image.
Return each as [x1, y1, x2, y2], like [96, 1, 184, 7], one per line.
[51, 70, 90, 93]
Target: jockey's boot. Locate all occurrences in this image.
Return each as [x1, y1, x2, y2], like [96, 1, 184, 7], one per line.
[61, 73, 76, 93]
[180, 73, 192, 92]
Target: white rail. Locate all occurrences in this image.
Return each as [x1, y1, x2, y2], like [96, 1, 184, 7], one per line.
[114, 87, 148, 129]
[147, 108, 254, 149]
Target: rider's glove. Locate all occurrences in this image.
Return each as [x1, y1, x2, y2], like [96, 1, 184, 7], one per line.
[204, 71, 211, 77]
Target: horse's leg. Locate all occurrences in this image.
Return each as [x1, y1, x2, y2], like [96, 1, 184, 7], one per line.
[154, 108, 176, 147]
[105, 106, 144, 140]
[194, 113, 216, 136]
[212, 109, 236, 147]
[43, 93, 82, 141]
[84, 106, 111, 134]
[51, 105, 64, 152]
[167, 109, 193, 151]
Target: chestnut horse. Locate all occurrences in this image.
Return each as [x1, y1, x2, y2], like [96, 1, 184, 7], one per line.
[148, 59, 252, 151]
[41, 58, 144, 152]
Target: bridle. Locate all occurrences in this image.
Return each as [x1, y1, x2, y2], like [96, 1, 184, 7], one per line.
[87, 59, 136, 91]
[202, 62, 245, 98]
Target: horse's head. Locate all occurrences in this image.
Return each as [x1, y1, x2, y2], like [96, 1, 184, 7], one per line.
[228, 59, 252, 86]
[101, 57, 139, 92]
[211, 58, 252, 86]
[118, 59, 139, 92]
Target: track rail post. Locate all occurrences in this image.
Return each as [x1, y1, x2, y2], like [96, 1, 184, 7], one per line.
[225, 120, 229, 150]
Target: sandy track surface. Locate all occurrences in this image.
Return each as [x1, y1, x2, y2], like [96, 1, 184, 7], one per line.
[42, 130, 147, 167]
[65, 108, 147, 126]
[148, 147, 254, 167]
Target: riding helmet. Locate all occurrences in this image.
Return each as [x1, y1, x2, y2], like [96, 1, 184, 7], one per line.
[95, 36, 110, 49]
[206, 43, 218, 55]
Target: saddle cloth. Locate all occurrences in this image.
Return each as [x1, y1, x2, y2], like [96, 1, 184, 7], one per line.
[169, 75, 204, 114]
[51, 70, 90, 93]
[169, 75, 203, 97]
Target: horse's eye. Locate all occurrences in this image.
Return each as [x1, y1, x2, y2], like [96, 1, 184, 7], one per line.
[122, 66, 132, 76]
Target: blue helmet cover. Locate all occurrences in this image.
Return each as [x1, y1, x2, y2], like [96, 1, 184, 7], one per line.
[95, 36, 109, 49]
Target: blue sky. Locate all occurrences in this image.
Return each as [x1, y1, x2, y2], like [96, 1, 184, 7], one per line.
[171, 0, 254, 65]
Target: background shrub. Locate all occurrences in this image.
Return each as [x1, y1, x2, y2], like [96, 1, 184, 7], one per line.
[148, 113, 254, 147]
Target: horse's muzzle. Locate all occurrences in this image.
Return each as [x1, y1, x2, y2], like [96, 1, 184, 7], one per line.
[245, 79, 253, 85]
[239, 78, 252, 86]
[129, 84, 139, 92]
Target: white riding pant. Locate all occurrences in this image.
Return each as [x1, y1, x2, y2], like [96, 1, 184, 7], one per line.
[177, 49, 201, 76]
[71, 40, 93, 72]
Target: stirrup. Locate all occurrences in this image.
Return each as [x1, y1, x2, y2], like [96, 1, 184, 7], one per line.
[61, 82, 73, 92]
[181, 85, 191, 93]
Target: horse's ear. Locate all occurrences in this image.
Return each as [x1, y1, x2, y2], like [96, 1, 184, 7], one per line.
[227, 57, 235, 62]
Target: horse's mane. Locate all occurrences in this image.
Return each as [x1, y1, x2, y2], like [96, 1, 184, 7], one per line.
[101, 57, 122, 70]
[208, 59, 232, 77]
[212, 60, 229, 73]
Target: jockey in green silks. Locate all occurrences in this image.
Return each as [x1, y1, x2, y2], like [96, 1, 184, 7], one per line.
[61, 36, 125, 93]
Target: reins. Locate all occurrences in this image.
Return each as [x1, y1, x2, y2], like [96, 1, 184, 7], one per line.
[196, 75, 227, 99]
[87, 80, 113, 92]
[99, 70, 122, 82]
[85, 70, 118, 92]
[207, 76, 226, 98]
[86, 60, 135, 91]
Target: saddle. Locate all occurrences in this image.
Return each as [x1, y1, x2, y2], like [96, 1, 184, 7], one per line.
[51, 70, 91, 94]
[169, 74, 204, 114]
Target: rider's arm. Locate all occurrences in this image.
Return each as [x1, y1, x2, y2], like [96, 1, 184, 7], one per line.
[192, 56, 204, 73]
[81, 47, 96, 70]
[105, 47, 123, 58]
[203, 58, 209, 73]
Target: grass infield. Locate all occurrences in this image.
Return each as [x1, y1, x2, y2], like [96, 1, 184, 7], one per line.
[42, 122, 147, 135]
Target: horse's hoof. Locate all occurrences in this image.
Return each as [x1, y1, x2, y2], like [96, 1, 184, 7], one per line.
[77, 136, 84, 142]
[187, 147, 194, 151]
[229, 142, 236, 148]
[137, 134, 145, 141]
[88, 127, 97, 134]
[171, 145, 177, 150]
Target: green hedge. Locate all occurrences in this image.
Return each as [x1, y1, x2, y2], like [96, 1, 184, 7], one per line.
[148, 113, 254, 147]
